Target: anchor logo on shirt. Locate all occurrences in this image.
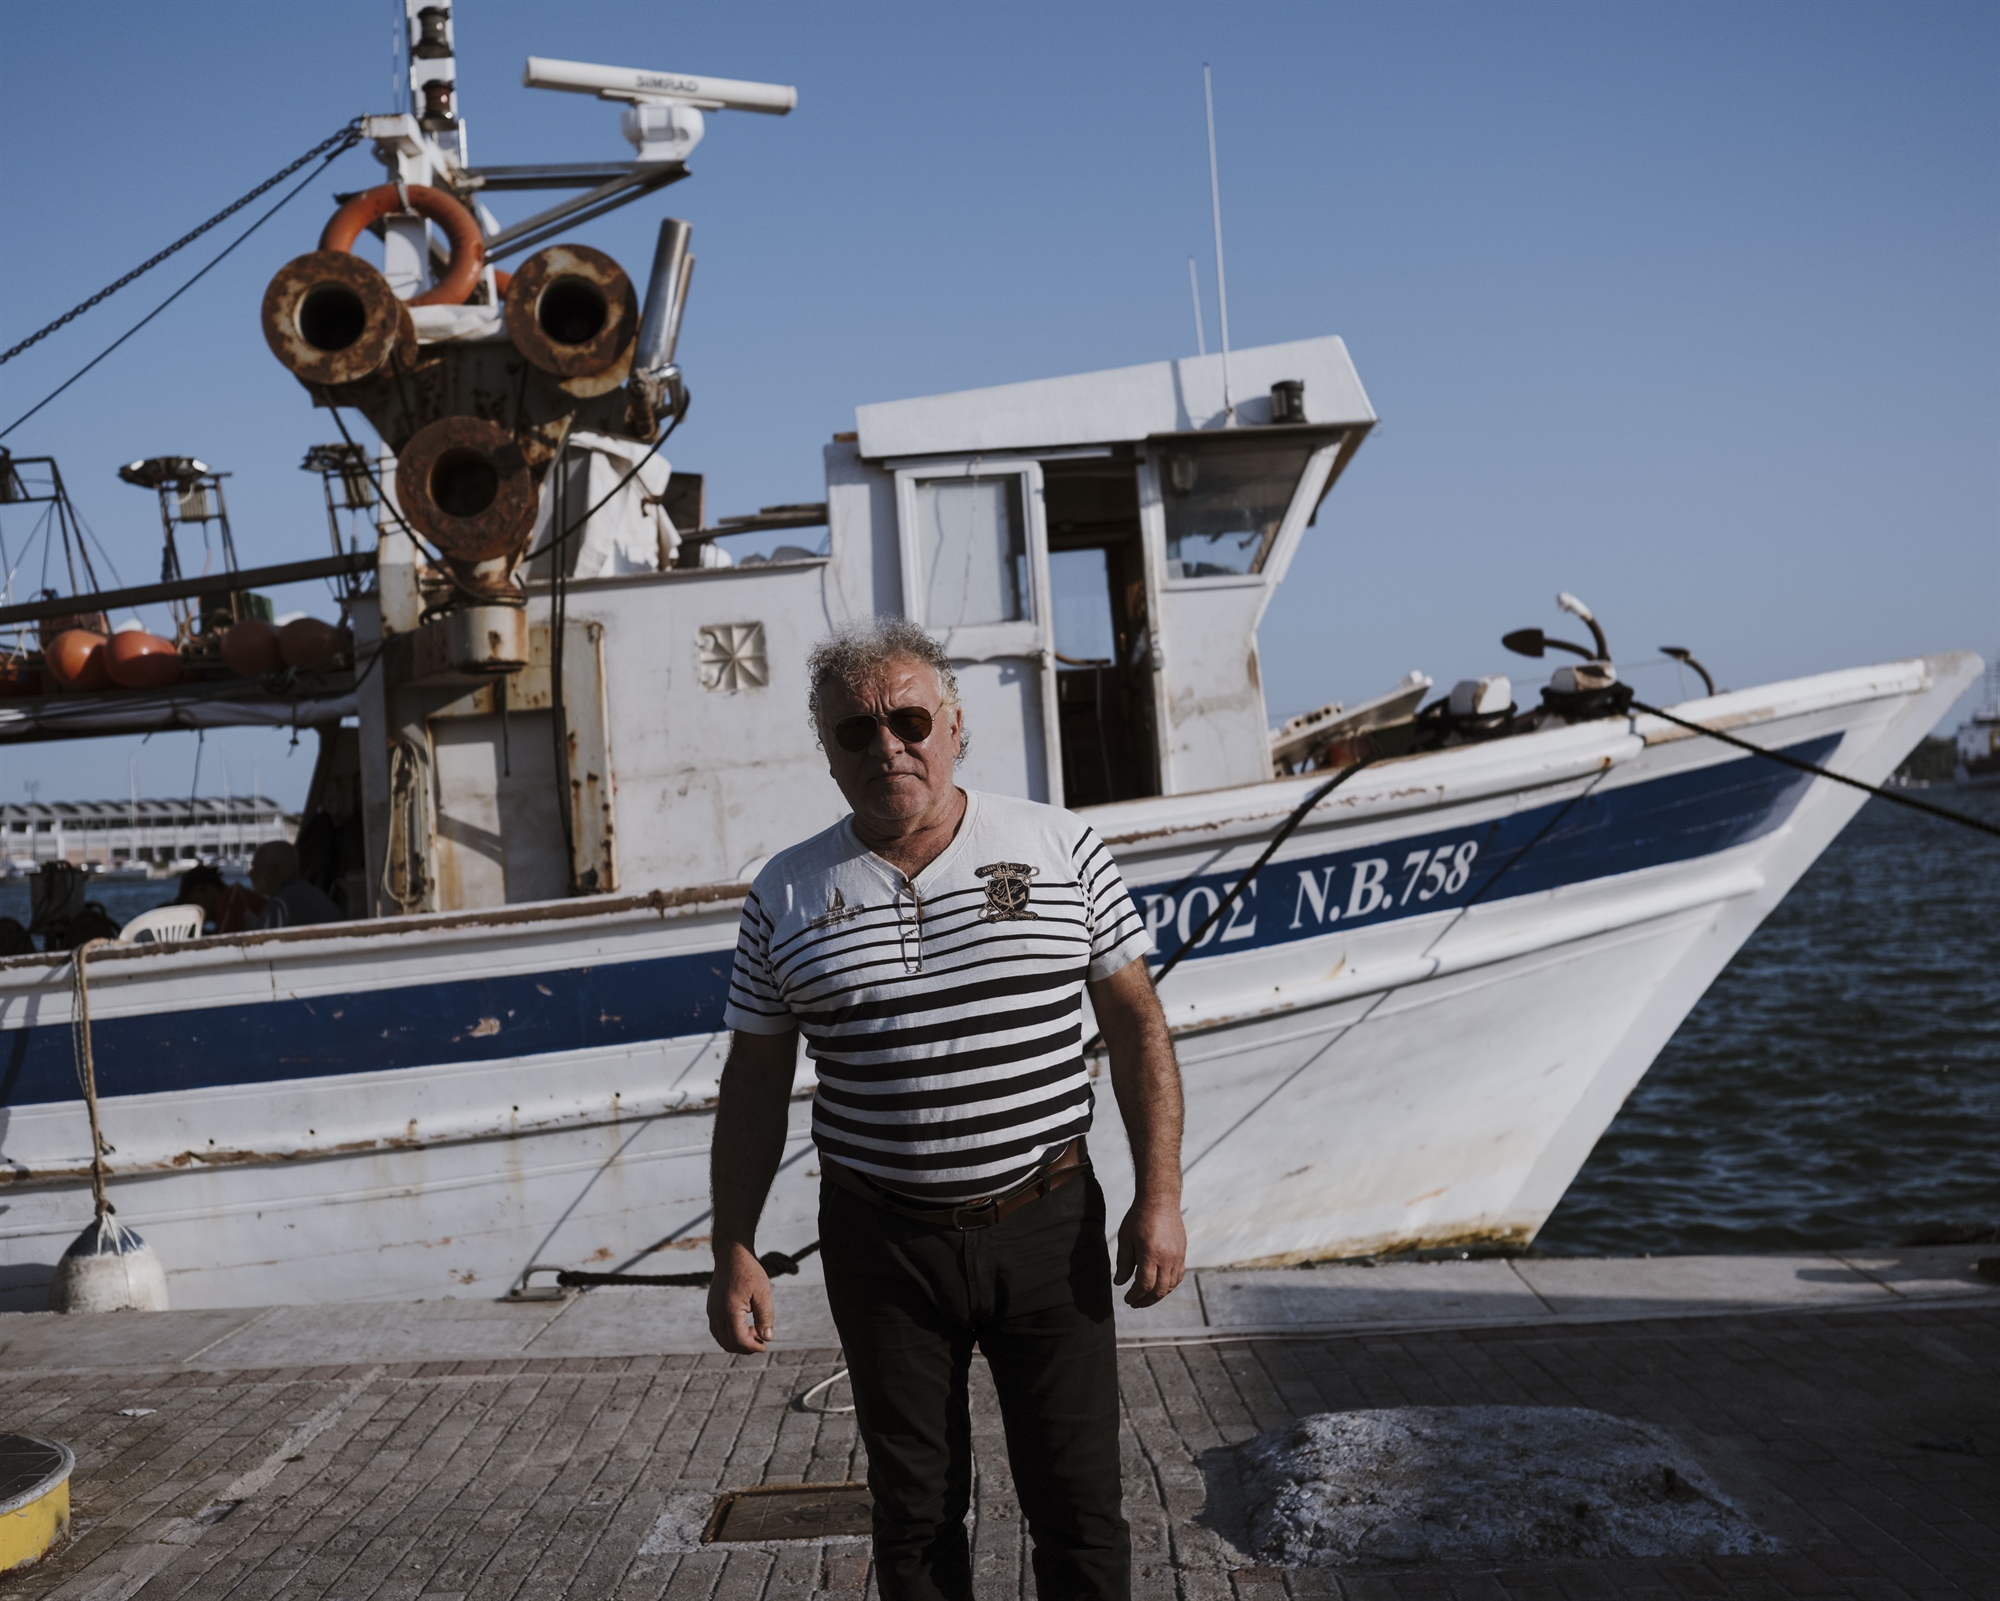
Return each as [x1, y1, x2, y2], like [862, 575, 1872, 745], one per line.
[976, 862, 1039, 921]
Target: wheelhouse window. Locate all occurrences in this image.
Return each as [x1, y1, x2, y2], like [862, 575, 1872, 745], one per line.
[911, 474, 1030, 626]
[1159, 437, 1317, 579]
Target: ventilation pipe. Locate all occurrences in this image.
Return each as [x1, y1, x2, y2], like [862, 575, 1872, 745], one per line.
[632, 218, 693, 417]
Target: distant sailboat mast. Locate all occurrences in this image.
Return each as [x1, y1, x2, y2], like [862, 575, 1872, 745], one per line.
[1188, 257, 1207, 356]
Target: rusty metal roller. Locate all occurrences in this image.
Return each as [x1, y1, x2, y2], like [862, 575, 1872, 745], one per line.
[261, 252, 415, 386]
[504, 244, 640, 383]
[394, 416, 540, 563]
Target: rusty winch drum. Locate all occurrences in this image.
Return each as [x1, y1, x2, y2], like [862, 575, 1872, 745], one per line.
[503, 244, 640, 392]
[260, 252, 415, 387]
[393, 416, 540, 563]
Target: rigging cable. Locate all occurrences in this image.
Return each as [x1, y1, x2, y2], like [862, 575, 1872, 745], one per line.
[519, 399, 688, 567]
[1630, 701, 2000, 841]
[1080, 753, 1382, 1058]
[1151, 755, 1382, 990]
[1087, 689, 1997, 1062]
[324, 406, 444, 565]
[0, 122, 365, 367]
[0, 126, 365, 440]
[322, 399, 686, 586]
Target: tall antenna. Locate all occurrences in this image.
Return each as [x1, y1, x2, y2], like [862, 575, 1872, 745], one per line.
[389, 0, 405, 107]
[1187, 257, 1207, 356]
[1203, 64, 1235, 425]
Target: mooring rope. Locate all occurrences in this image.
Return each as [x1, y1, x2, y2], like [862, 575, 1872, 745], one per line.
[795, 1367, 856, 1415]
[68, 938, 116, 1223]
[554, 1239, 821, 1290]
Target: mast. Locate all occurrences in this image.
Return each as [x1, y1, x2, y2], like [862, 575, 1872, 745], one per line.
[1203, 65, 1235, 426]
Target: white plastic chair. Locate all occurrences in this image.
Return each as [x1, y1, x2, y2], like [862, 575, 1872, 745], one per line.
[118, 905, 206, 945]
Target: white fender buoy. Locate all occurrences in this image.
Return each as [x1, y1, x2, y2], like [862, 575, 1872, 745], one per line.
[47, 1216, 169, 1314]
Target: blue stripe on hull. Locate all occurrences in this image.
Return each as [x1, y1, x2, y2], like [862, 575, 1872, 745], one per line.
[0, 736, 1835, 1108]
[0, 949, 735, 1110]
[1143, 734, 1837, 958]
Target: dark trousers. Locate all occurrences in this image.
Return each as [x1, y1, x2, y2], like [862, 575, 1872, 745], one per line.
[819, 1169, 1129, 1601]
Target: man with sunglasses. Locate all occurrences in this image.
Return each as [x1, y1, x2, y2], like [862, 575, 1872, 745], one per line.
[708, 617, 1186, 1601]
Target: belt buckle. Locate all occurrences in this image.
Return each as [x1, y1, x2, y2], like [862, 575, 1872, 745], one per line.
[949, 1197, 1000, 1231]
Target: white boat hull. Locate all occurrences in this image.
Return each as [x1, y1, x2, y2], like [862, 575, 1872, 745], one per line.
[0, 654, 1976, 1310]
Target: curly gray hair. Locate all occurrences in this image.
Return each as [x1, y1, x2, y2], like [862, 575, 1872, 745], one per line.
[807, 616, 968, 761]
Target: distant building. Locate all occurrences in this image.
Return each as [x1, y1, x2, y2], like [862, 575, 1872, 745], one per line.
[0, 797, 295, 872]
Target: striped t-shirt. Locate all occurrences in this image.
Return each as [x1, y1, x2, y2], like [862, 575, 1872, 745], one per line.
[723, 789, 1151, 1203]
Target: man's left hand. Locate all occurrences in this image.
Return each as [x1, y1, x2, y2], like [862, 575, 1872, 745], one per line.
[1114, 1197, 1187, 1307]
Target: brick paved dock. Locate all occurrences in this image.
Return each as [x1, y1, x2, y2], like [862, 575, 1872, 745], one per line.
[2, 1250, 1994, 1600]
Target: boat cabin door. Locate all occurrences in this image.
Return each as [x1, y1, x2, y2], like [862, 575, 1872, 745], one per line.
[894, 457, 1062, 804]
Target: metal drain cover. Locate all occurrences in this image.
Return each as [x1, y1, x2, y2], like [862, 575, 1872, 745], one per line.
[705, 1482, 874, 1543]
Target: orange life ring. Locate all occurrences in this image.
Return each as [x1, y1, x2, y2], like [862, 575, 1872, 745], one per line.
[319, 184, 485, 308]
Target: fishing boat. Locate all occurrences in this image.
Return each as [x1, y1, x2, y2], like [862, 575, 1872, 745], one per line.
[1953, 662, 2000, 787]
[0, 8, 1981, 1310]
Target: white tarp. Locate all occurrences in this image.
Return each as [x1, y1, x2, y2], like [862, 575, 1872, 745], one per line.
[408, 304, 507, 343]
[525, 432, 678, 580]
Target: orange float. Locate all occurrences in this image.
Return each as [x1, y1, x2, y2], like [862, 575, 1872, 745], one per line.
[106, 630, 184, 690]
[220, 620, 286, 676]
[319, 184, 485, 307]
[279, 617, 352, 671]
[45, 629, 111, 691]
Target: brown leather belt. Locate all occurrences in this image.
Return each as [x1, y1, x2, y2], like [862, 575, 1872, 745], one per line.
[821, 1138, 1085, 1231]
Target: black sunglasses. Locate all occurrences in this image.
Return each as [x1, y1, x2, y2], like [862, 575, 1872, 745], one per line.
[833, 706, 935, 752]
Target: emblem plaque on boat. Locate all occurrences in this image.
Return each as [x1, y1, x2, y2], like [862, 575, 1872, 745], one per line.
[698, 622, 768, 692]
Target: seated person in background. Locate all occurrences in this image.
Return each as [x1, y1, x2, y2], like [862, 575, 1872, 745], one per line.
[251, 840, 344, 930]
[61, 903, 122, 949]
[173, 862, 265, 935]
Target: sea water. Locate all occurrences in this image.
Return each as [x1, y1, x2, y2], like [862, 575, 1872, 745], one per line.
[4, 792, 1994, 1254]
[1539, 787, 2000, 1254]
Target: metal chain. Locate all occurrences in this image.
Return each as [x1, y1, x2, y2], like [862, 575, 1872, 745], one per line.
[0, 121, 364, 366]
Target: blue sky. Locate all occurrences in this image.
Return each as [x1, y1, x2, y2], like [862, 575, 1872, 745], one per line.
[2, 0, 1994, 808]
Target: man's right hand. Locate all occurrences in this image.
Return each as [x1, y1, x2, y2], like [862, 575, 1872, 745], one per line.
[706, 1027, 800, 1354]
[707, 1241, 776, 1353]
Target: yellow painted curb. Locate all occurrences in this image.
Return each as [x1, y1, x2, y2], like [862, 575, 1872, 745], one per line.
[0, 1434, 75, 1571]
